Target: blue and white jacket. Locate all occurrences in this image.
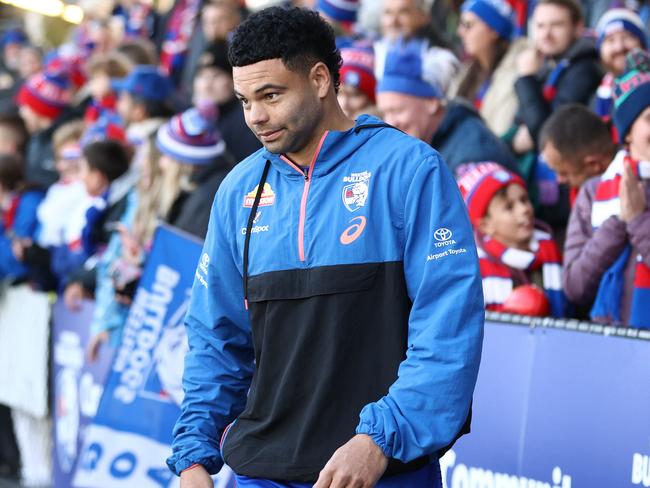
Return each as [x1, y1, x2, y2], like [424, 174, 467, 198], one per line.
[168, 115, 484, 482]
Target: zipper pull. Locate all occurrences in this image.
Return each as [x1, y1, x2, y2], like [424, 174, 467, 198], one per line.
[302, 167, 309, 181]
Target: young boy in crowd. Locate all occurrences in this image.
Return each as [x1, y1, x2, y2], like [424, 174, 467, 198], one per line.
[458, 162, 567, 317]
[563, 49, 650, 328]
[84, 51, 133, 124]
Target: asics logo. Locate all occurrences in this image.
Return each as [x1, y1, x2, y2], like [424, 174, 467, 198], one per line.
[340, 216, 366, 245]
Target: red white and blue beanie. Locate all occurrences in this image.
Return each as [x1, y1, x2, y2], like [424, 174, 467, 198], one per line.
[81, 114, 128, 147]
[340, 44, 376, 103]
[613, 49, 650, 140]
[317, 0, 359, 23]
[156, 104, 226, 166]
[17, 71, 72, 120]
[457, 162, 526, 225]
[596, 8, 647, 49]
[461, 0, 515, 40]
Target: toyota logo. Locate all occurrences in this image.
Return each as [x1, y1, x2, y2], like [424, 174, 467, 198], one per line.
[434, 228, 452, 241]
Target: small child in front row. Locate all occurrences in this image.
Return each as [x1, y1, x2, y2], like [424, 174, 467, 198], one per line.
[458, 162, 568, 317]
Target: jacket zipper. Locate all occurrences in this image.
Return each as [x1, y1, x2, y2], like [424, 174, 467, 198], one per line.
[280, 131, 329, 262]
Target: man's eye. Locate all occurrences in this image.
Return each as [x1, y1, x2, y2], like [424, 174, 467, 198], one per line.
[265, 93, 278, 101]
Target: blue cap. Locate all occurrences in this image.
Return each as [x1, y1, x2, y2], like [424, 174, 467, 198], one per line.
[461, 0, 515, 40]
[1, 28, 27, 47]
[377, 39, 443, 99]
[111, 65, 174, 102]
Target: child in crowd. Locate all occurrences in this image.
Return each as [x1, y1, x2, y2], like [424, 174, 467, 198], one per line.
[337, 43, 378, 119]
[564, 49, 650, 328]
[458, 162, 567, 317]
[0, 154, 44, 283]
[83, 51, 132, 124]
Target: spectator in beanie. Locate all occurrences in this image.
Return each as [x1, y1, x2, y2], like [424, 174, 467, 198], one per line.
[593, 8, 647, 122]
[458, 162, 567, 317]
[156, 103, 235, 238]
[317, 0, 360, 36]
[193, 42, 261, 162]
[337, 43, 379, 119]
[377, 38, 518, 176]
[450, 0, 527, 136]
[563, 49, 650, 328]
[17, 70, 75, 188]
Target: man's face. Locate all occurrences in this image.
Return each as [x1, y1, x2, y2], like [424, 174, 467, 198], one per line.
[193, 66, 234, 106]
[201, 4, 240, 43]
[377, 91, 435, 141]
[532, 4, 581, 57]
[627, 105, 650, 162]
[233, 59, 323, 155]
[600, 30, 642, 75]
[541, 140, 589, 188]
[381, 0, 429, 41]
[337, 84, 372, 119]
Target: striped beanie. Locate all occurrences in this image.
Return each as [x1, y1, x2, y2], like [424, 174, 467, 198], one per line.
[461, 0, 515, 40]
[81, 114, 128, 147]
[340, 44, 376, 102]
[457, 162, 526, 225]
[17, 71, 72, 120]
[596, 8, 647, 49]
[156, 104, 226, 165]
[613, 48, 650, 140]
[317, 0, 359, 23]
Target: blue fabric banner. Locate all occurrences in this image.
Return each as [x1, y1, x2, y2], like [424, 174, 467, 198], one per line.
[441, 320, 650, 487]
[72, 225, 233, 487]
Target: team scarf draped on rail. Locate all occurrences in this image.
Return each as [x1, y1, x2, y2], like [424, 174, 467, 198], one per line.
[590, 149, 650, 328]
[477, 228, 566, 317]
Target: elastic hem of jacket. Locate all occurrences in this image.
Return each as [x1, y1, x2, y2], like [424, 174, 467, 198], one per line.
[166, 456, 223, 477]
[356, 422, 392, 459]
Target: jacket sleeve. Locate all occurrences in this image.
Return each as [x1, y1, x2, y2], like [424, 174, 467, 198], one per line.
[627, 210, 650, 267]
[562, 181, 628, 305]
[515, 60, 601, 144]
[0, 192, 42, 279]
[167, 189, 255, 476]
[356, 153, 484, 461]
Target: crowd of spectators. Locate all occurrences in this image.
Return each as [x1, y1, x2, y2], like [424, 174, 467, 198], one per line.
[0, 0, 648, 484]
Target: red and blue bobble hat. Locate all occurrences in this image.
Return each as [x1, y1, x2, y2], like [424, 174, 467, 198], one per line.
[156, 103, 226, 166]
[317, 0, 359, 23]
[613, 48, 650, 141]
[340, 44, 376, 103]
[16, 70, 72, 120]
[457, 162, 526, 225]
[80, 114, 128, 147]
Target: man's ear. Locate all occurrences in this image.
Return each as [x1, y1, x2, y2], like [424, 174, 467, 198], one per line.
[426, 97, 442, 116]
[584, 153, 608, 177]
[310, 62, 332, 99]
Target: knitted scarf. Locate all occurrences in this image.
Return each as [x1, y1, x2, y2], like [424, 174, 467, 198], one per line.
[590, 149, 650, 328]
[160, 0, 200, 82]
[594, 72, 615, 120]
[478, 228, 566, 317]
[542, 59, 570, 102]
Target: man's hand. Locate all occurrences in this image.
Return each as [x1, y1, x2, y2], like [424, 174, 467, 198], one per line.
[180, 464, 213, 488]
[313, 434, 388, 488]
[517, 47, 544, 76]
[620, 162, 647, 223]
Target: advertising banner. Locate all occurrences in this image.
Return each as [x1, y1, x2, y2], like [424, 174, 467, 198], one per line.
[72, 225, 233, 487]
[442, 320, 650, 488]
[52, 299, 115, 488]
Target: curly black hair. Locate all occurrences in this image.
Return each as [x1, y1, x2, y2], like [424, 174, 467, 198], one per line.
[228, 6, 342, 91]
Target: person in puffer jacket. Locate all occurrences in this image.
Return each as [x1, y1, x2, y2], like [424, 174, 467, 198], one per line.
[169, 7, 484, 488]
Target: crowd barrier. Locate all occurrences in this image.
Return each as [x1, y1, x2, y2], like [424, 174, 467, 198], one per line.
[2, 226, 648, 487]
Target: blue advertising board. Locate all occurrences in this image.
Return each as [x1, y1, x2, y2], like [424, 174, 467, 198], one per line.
[72, 225, 233, 487]
[442, 318, 650, 488]
[52, 299, 115, 488]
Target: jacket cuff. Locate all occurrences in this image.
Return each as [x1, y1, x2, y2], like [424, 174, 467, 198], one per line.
[356, 422, 392, 458]
[166, 455, 223, 477]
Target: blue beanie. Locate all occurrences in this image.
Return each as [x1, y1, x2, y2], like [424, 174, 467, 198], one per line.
[461, 0, 515, 40]
[317, 0, 359, 23]
[613, 49, 650, 140]
[377, 39, 443, 99]
[596, 9, 647, 49]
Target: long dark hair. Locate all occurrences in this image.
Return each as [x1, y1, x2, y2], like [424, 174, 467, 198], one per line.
[456, 38, 510, 101]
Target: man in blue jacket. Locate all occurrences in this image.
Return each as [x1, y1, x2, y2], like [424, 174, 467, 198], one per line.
[168, 7, 484, 488]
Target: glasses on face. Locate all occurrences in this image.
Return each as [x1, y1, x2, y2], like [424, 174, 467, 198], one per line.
[458, 19, 476, 30]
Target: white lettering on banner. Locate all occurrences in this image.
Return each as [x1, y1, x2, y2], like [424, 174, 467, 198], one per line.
[632, 453, 650, 486]
[440, 450, 572, 488]
[112, 265, 180, 404]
